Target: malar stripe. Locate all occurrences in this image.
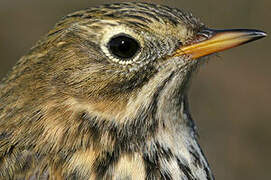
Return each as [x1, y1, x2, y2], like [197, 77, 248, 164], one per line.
[176, 157, 194, 180]
[154, 142, 174, 160]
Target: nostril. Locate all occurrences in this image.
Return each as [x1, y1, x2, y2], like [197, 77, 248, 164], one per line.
[198, 29, 214, 39]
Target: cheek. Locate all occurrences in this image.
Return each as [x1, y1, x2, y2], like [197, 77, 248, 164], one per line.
[89, 65, 155, 99]
[52, 62, 156, 101]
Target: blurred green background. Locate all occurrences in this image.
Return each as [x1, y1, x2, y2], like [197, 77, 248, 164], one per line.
[0, 0, 270, 179]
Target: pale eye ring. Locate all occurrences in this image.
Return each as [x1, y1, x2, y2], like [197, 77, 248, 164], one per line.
[108, 34, 140, 59]
[103, 33, 141, 64]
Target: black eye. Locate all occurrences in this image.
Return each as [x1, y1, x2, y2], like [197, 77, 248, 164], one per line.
[108, 34, 140, 60]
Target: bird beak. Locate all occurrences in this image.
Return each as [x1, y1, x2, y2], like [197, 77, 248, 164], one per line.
[174, 29, 267, 59]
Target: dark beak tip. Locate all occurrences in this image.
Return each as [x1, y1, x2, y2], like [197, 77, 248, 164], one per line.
[247, 30, 267, 43]
[257, 31, 267, 38]
[249, 29, 267, 37]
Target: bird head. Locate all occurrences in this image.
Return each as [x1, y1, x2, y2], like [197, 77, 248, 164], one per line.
[1, 2, 266, 153]
[29, 2, 264, 121]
